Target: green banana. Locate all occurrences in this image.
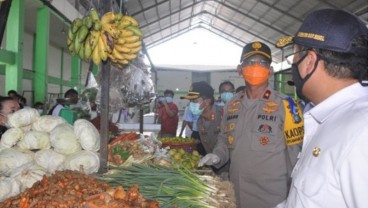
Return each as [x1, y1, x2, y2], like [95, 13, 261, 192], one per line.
[125, 26, 142, 37]
[84, 35, 92, 59]
[67, 27, 75, 41]
[73, 33, 82, 54]
[67, 39, 75, 55]
[72, 18, 83, 34]
[76, 25, 89, 43]
[93, 21, 102, 31]
[115, 13, 123, 21]
[89, 8, 99, 22]
[78, 40, 85, 60]
[84, 16, 93, 29]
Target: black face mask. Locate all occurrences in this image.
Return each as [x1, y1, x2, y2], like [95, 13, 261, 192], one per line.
[291, 53, 319, 103]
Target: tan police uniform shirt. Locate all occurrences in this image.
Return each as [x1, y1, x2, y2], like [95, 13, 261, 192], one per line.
[198, 105, 230, 178]
[213, 87, 303, 208]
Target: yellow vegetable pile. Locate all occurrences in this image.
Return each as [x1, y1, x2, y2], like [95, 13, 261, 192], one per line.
[168, 148, 201, 170]
[67, 9, 142, 68]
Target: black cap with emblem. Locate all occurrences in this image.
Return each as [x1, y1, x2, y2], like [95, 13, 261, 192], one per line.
[240, 41, 272, 63]
[180, 81, 214, 100]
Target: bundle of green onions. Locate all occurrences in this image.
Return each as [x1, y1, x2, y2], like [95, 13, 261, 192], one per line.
[98, 164, 236, 208]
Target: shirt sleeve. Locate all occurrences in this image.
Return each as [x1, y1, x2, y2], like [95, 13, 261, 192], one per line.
[339, 128, 368, 208]
[185, 108, 193, 122]
[213, 104, 230, 168]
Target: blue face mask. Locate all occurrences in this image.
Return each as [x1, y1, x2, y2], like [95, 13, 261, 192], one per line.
[220, 92, 234, 103]
[165, 97, 173, 103]
[189, 102, 203, 116]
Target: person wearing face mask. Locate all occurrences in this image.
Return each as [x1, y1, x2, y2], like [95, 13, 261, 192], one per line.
[217, 81, 235, 106]
[157, 89, 179, 138]
[275, 9, 368, 208]
[182, 81, 230, 178]
[0, 96, 20, 139]
[199, 41, 304, 208]
[34, 102, 44, 115]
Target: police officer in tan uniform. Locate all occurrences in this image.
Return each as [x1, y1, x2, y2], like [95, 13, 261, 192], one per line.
[199, 41, 304, 208]
[182, 81, 230, 179]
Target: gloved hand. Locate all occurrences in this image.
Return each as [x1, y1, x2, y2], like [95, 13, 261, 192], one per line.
[198, 153, 220, 167]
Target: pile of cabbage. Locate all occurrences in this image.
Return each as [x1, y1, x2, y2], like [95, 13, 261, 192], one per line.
[0, 108, 101, 202]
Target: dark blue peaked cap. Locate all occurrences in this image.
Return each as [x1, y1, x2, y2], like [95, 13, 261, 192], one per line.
[276, 9, 368, 56]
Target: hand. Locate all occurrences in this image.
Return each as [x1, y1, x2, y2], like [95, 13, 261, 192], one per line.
[198, 153, 220, 167]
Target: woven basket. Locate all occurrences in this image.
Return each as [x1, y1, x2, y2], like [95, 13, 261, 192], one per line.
[161, 141, 198, 153]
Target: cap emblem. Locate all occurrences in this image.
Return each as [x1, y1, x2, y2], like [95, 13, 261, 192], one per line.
[252, 42, 262, 50]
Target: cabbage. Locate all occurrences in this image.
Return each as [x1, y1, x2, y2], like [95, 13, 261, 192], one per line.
[0, 148, 34, 176]
[8, 108, 40, 128]
[32, 115, 67, 132]
[0, 128, 24, 149]
[63, 150, 100, 174]
[35, 149, 65, 174]
[0, 177, 22, 202]
[50, 123, 81, 155]
[17, 130, 51, 150]
[10, 162, 47, 191]
[74, 119, 100, 152]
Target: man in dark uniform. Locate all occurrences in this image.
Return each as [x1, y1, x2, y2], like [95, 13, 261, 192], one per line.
[199, 41, 304, 208]
[182, 81, 230, 179]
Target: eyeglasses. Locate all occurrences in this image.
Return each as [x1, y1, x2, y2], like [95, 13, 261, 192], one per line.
[285, 50, 309, 65]
[241, 59, 270, 67]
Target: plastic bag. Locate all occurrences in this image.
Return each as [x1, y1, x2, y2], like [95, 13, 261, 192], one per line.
[120, 63, 155, 106]
[50, 123, 81, 155]
[0, 177, 22, 202]
[95, 57, 155, 113]
[0, 128, 24, 149]
[63, 150, 100, 174]
[34, 149, 66, 174]
[8, 108, 40, 128]
[17, 130, 51, 150]
[74, 119, 100, 152]
[32, 115, 67, 132]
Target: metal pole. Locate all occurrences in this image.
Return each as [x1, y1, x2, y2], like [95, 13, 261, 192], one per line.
[98, 1, 112, 174]
[139, 107, 144, 134]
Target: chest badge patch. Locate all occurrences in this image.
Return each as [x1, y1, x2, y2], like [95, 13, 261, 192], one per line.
[228, 108, 239, 114]
[228, 134, 234, 145]
[264, 101, 279, 107]
[229, 101, 240, 107]
[259, 136, 270, 145]
[258, 124, 272, 133]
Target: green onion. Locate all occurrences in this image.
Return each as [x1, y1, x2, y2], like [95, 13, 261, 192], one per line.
[97, 164, 236, 208]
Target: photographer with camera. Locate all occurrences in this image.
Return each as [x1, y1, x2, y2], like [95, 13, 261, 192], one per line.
[157, 90, 179, 138]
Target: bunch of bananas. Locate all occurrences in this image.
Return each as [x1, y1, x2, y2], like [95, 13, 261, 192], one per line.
[67, 9, 143, 68]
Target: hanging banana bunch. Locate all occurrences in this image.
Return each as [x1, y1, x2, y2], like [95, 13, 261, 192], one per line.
[66, 9, 143, 68]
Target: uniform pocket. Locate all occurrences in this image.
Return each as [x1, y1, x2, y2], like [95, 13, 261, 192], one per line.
[292, 161, 327, 197]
